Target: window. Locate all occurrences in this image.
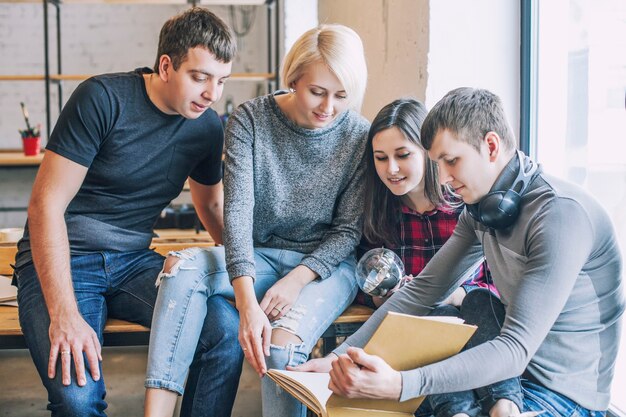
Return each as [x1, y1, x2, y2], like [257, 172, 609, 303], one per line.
[522, 0, 626, 414]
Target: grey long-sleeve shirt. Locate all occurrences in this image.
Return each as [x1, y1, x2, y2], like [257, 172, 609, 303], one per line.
[335, 159, 624, 411]
[223, 93, 370, 281]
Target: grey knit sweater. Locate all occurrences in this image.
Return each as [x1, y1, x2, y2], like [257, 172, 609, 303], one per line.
[223, 93, 370, 281]
[335, 157, 624, 411]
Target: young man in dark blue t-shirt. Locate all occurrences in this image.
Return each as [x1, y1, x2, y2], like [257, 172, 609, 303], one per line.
[14, 8, 239, 416]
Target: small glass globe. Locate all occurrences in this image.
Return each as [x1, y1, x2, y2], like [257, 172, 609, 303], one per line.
[356, 248, 405, 297]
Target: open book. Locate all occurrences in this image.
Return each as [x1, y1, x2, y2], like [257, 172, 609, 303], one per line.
[267, 312, 476, 417]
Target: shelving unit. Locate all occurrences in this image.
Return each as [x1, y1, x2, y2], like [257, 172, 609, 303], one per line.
[0, 0, 281, 230]
[0, 0, 280, 144]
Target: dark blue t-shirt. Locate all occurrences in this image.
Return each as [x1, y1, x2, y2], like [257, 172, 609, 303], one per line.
[17, 68, 223, 266]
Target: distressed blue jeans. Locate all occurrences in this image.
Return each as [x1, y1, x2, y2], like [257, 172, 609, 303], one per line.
[178, 294, 243, 417]
[15, 249, 164, 417]
[146, 246, 358, 417]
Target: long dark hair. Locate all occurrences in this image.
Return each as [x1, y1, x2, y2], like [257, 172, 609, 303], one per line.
[363, 98, 447, 247]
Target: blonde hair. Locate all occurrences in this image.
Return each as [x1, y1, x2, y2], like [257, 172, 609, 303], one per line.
[281, 24, 368, 110]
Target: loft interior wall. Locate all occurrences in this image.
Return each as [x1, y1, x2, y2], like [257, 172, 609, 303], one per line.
[317, 0, 520, 140]
[0, 3, 270, 149]
[427, 0, 520, 142]
[318, 0, 430, 121]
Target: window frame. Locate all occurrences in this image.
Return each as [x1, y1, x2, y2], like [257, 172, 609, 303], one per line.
[519, 1, 624, 416]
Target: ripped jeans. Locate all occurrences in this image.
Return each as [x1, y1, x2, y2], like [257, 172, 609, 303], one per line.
[145, 246, 358, 417]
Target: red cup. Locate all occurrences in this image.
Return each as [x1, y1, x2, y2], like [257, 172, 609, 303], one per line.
[22, 136, 41, 156]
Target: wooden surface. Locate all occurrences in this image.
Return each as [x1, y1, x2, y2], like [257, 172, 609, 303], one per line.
[0, 151, 44, 166]
[0, 229, 215, 276]
[333, 304, 374, 324]
[0, 229, 215, 338]
[0, 305, 21, 336]
[0, 229, 373, 341]
[0, 304, 151, 336]
[0, 244, 18, 276]
[0, 295, 374, 337]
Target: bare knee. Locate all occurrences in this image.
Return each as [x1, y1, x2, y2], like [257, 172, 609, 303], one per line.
[270, 328, 302, 347]
[162, 255, 179, 274]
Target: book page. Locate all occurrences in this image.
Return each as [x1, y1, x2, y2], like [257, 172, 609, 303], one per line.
[266, 370, 332, 415]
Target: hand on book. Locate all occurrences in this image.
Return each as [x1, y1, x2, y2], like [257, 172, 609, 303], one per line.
[328, 347, 402, 401]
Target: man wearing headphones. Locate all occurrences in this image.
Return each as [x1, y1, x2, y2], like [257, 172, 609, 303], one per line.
[295, 88, 624, 417]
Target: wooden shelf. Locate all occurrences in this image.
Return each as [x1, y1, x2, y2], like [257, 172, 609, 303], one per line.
[0, 73, 275, 82]
[0, 151, 44, 166]
[0, 75, 45, 81]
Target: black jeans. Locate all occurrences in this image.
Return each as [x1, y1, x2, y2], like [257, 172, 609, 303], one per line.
[418, 289, 523, 417]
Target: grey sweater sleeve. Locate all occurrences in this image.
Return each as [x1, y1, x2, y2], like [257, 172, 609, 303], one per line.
[397, 198, 598, 401]
[223, 105, 256, 280]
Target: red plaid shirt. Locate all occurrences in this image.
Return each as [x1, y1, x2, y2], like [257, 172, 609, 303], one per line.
[357, 204, 495, 307]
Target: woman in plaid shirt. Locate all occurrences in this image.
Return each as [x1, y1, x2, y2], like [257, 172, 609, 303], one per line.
[356, 98, 494, 309]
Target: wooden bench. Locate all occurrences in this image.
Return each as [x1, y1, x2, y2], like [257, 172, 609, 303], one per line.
[0, 235, 373, 353]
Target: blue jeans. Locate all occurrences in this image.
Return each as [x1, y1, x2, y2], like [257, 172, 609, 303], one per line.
[179, 295, 244, 417]
[416, 380, 605, 417]
[14, 249, 164, 417]
[146, 246, 358, 417]
[520, 380, 606, 417]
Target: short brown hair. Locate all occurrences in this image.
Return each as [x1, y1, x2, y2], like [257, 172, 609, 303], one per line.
[421, 87, 516, 152]
[154, 7, 236, 73]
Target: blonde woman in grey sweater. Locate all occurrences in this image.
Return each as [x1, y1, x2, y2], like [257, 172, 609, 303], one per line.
[144, 24, 370, 417]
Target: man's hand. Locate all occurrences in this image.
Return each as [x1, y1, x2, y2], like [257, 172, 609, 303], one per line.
[328, 347, 402, 400]
[288, 353, 337, 373]
[48, 313, 102, 386]
[260, 265, 315, 320]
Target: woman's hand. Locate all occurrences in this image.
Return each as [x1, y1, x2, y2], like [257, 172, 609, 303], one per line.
[288, 353, 337, 373]
[238, 302, 272, 377]
[233, 276, 272, 377]
[260, 265, 316, 320]
[328, 347, 402, 400]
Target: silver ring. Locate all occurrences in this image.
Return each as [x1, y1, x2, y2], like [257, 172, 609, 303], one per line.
[61, 350, 71, 355]
[273, 306, 282, 312]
